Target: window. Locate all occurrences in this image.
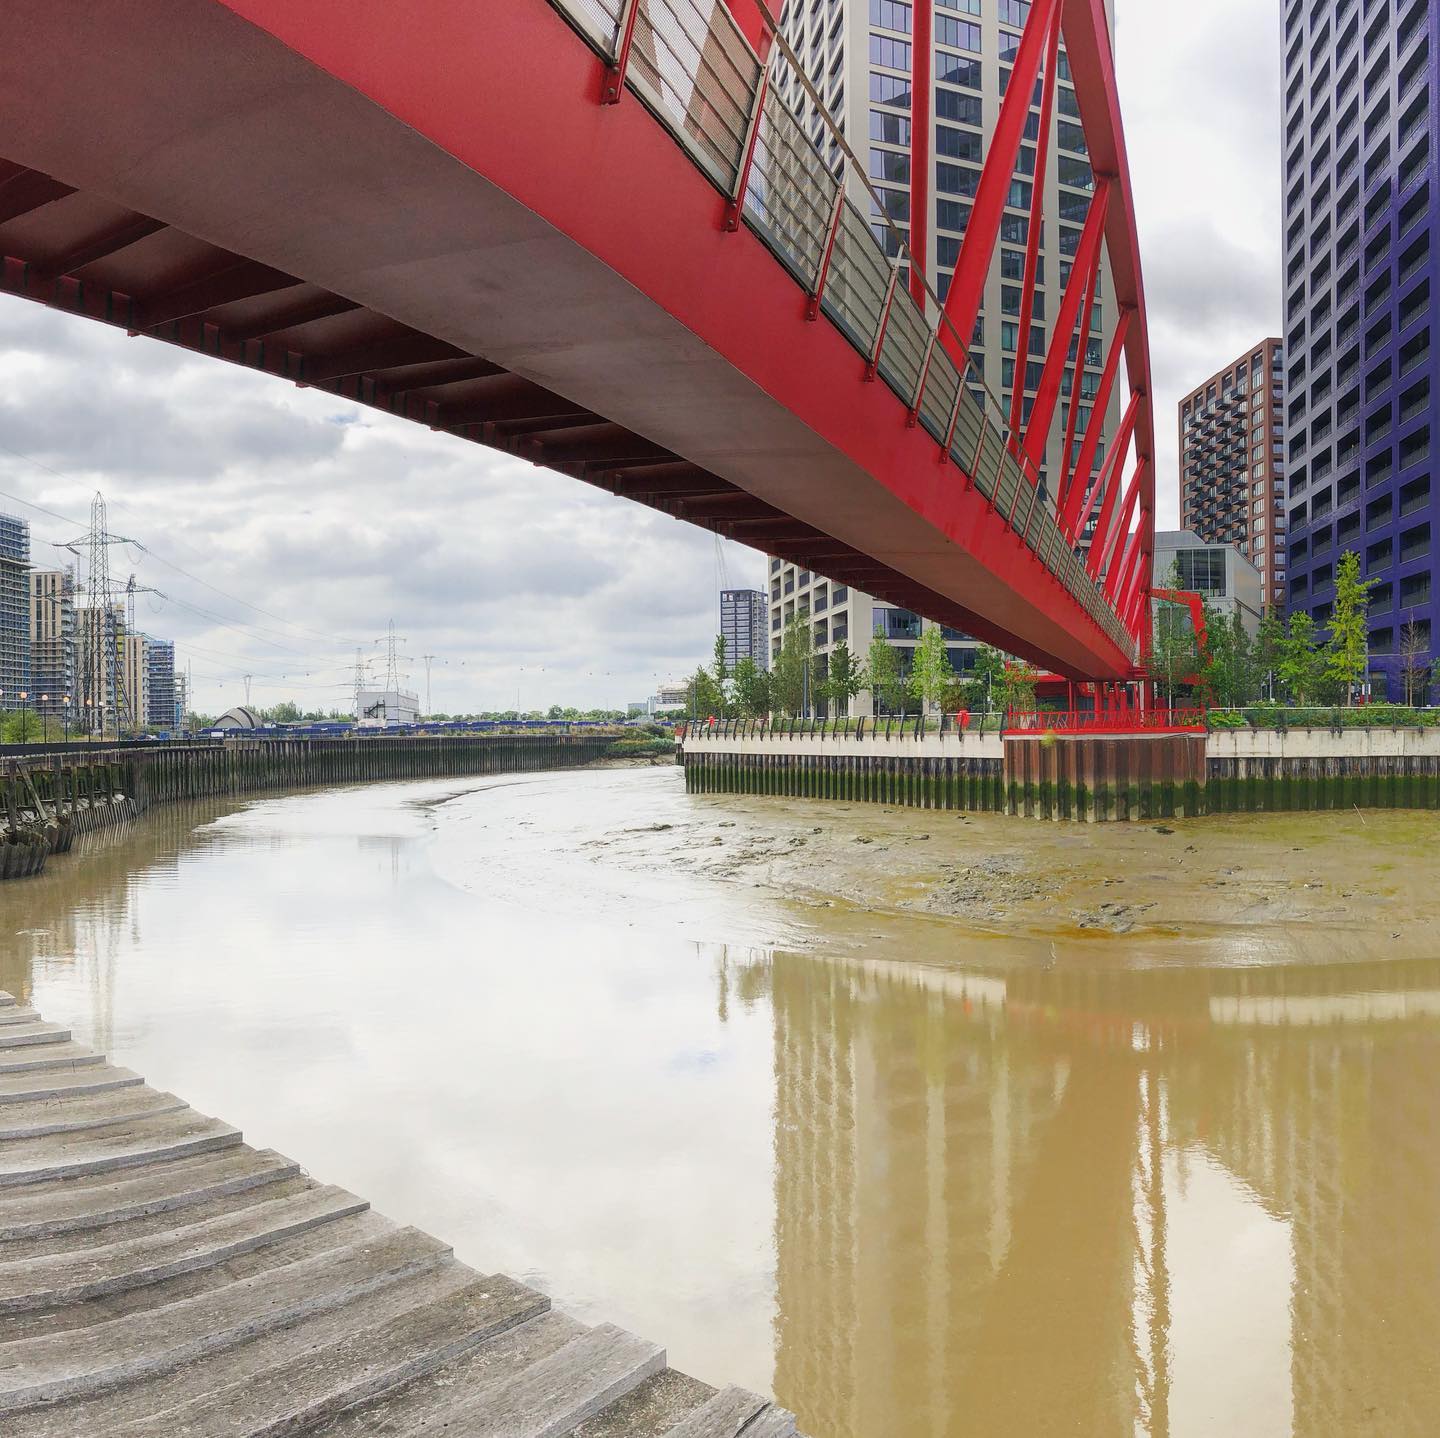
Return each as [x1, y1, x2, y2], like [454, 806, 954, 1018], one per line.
[870, 109, 912, 145]
[935, 53, 982, 89]
[936, 89, 981, 125]
[869, 0, 911, 31]
[935, 15, 980, 51]
[869, 35, 911, 69]
[936, 124, 982, 161]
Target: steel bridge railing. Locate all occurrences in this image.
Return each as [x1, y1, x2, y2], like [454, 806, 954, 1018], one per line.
[547, 0, 1137, 663]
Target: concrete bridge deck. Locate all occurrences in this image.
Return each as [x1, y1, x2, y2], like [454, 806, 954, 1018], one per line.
[0, 989, 801, 1436]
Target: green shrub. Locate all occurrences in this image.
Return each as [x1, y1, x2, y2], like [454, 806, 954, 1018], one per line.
[1207, 711, 1247, 729]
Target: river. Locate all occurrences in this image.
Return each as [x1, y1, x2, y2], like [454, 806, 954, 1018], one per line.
[2, 763, 1438, 1437]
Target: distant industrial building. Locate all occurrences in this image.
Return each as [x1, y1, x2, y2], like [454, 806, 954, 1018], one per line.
[29, 567, 75, 716]
[1153, 530, 1263, 636]
[720, 589, 768, 671]
[356, 687, 418, 725]
[1179, 340, 1287, 609]
[0, 512, 32, 702]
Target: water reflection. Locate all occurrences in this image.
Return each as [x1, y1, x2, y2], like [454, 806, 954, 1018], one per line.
[744, 947, 1440, 1437]
[0, 772, 1437, 1436]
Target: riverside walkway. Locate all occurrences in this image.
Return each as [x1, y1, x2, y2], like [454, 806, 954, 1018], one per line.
[0, 989, 801, 1435]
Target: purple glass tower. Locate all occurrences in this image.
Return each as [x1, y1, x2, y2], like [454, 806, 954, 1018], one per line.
[1282, 0, 1436, 699]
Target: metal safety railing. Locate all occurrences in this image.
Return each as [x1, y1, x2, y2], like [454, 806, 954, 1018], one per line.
[547, 0, 1136, 662]
[1004, 708, 1209, 735]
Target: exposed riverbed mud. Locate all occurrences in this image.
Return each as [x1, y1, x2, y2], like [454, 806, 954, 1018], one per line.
[577, 786, 1440, 966]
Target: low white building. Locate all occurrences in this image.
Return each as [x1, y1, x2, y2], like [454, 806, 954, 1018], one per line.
[1153, 529, 1264, 635]
[356, 688, 419, 724]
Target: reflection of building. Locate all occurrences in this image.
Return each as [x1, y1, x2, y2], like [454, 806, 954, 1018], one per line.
[0, 511, 32, 700]
[30, 567, 76, 715]
[720, 589, 769, 671]
[764, 952, 1137, 1436]
[752, 946, 1440, 1438]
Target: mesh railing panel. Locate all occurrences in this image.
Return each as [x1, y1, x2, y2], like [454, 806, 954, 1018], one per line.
[821, 200, 892, 354]
[917, 345, 961, 441]
[876, 287, 930, 406]
[565, 0, 625, 52]
[544, 0, 1138, 662]
[628, 0, 760, 189]
[745, 89, 839, 285]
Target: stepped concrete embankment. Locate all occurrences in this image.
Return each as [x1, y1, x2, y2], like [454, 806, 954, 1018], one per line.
[682, 723, 1440, 821]
[0, 987, 805, 1433]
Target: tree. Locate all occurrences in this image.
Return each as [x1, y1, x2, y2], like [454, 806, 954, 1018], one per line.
[266, 700, 302, 723]
[1278, 611, 1326, 704]
[2, 709, 40, 743]
[996, 658, 1039, 714]
[910, 625, 954, 716]
[822, 639, 865, 717]
[956, 644, 1008, 713]
[711, 635, 731, 718]
[771, 614, 812, 718]
[1254, 606, 1286, 702]
[1200, 606, 1257, 708]
[866, 634, 911, 716]
[1398, 621, 1430, 705]
[731, 656, 771, 718]
[686, 665, 723, 720]
[1145, 598, 1199, 703]
[1325, 550, 1374, 702]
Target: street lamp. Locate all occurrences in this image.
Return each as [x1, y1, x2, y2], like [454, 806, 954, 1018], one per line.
[63, 696, 71, 745]
[39, 695, 48, 745]
[19, 691, 28, 742]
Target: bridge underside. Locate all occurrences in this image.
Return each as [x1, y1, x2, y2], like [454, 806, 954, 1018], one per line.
[0, 0, 1134, 678]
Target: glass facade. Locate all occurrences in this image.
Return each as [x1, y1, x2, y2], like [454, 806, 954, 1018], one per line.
[1281, 0, 1437, 696]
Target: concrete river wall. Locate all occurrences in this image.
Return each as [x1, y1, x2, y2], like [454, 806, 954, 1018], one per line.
[682, 724, 1440, 821]
[1, 734, 615, 880]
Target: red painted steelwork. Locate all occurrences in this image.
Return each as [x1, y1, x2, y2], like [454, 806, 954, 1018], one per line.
[1005, 708, 1207, 735]
[909, 0, 932, 309]
[1076, 388, 1140, 557]
[1019, 180, 1109, 479]
[1007, 7, 1061, 455]
[0, 0, 1155, 677]
[1060, 307, 1130, 539]
[941, 0, 1061, 359]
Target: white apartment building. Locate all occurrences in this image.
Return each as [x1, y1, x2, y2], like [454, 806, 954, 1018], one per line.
[771, 0, 1120, 705]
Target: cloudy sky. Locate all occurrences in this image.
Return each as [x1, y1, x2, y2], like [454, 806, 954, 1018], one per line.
[0, 0, 1282, 718]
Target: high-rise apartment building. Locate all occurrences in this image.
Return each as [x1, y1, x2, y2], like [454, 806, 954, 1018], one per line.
[29, 568, 76, 716]
[720, 588, 769, 671]
[1281, 0, 1436, 697]
[146, 638, 177, 729]
[771, 0, 1120, 689]
[121, 629, 150, 733]
[0, 512, 32, 703]
[1179, 340, 1287, 608]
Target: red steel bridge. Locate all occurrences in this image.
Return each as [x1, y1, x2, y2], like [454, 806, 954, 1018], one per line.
[0, 0, 1155, 681]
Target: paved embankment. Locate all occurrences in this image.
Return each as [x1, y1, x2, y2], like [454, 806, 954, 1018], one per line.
[2, 735, 618, 881]
[683, 724, 1440, 820]
[0, 989, 803, 1435]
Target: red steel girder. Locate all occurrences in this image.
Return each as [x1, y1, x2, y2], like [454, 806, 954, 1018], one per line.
[227, 293, 361, 342]
[1083, 390, 1140, 576]
[307, 333, 469, 382]
[1020, 179, 1110, 479]
[0, 167, 74, 223]
[137, 258, 302, 330]
[29, 215, 167, 283]
[940, 0, 1061, 359]
[1059, 306, 1130, 539]
[1007, 5, 1061, 454]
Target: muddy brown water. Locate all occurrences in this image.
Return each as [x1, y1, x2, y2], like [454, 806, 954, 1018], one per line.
[2, 765, 1438, 1436]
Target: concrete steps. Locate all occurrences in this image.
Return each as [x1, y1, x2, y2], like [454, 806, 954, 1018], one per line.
[0, 1042, 105, 1075]
[0, 1065, 145, 1106]
[0, 990, 807, 1437]
[0, 1086, 186, 1140]
[0, 1148, 301, 1242]
[0, 1023, 72, 1051]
